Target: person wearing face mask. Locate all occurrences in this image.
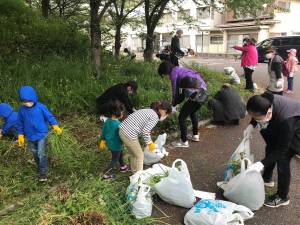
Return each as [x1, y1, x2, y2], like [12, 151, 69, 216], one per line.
[244, 91, 300, 208]
[17, 86, 62, 182]
[232, 38, 258, 91]
[264, 47, 284, 95]
[119, 100, 171, 172]
[158, 61, 208, 148]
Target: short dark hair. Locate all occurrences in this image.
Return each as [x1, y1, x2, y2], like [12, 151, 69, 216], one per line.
[150, 100, 172, 115]
[104, 100, 125, 118]
[126, 80, 138, 92]
[246, 92, 274, 115]
[124, 48, 128, 53]
[158, 61, 175, 77]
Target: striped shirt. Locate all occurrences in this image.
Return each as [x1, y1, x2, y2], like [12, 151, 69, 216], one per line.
[120, 109, 159, 144]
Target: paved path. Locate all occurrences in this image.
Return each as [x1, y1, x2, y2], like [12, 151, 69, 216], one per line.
[153, 57, 300, 225]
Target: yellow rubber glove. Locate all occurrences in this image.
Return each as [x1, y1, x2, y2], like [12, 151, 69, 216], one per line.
[52, 125, 62, 135]
[99, 140, 107, 151]
[148, 142, 156, 152]
[18, 135, 25, 147]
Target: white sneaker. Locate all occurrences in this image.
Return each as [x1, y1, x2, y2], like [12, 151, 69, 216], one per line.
[172, 140, 189, 148]
[187, 134, 200, 142]
[264, 181, 275, 187]
[100, 115, 108, 122]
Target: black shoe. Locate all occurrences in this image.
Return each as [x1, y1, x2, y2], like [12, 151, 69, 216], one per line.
[264, 194, 290, 208]
[38, 175, 48, 182]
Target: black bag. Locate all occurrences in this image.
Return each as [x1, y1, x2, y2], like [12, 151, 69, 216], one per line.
[178, 77, 200, 89]
[189, 88, 209, 103]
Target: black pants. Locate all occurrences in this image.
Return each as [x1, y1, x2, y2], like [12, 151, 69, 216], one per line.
[103, 151, 125, 175]
[262, 146, 297, 199]
[244, 67, 254, 90]
[179, 100, 203, 142]
[170, 54, 179, 66]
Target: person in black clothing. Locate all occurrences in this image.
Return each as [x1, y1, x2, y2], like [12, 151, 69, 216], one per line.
[208, 84, 246, 125]
[244, 92, 300, 208]
[170, 29, 184, 66]
[265, 47, 284, 95]
[97, 80, 138, 117]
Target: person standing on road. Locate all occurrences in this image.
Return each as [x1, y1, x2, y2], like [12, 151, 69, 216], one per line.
[158, 61, 208, 148]
[232, 38, 258, 91]
[170, 29, 184, 66]
[284, 48, 299, 94]
[244, 92, 300, 208]
[265, 47, 284, 95]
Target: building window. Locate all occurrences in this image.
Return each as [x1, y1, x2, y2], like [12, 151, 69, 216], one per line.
[197, 7, 210, 20]
[163, 12, 173, 24]
[177, 9, 190, 22]
[210, 36, 223, 44]
[277, 1, 291, 12]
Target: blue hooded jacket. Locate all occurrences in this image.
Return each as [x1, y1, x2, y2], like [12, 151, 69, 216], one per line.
[17, 86, 58, 141]
[0, 103, 18, 135]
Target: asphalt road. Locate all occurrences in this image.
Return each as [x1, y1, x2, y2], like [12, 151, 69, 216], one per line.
[153, 57, 300, 225]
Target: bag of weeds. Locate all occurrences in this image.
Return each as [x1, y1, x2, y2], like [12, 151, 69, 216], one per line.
[144, 133, 168, 165]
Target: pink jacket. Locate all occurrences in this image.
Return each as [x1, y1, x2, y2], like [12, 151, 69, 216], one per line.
[233, 44, 258, 67]
[286, 56, 299, 73]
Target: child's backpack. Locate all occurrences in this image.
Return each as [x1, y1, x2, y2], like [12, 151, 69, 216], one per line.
[282, 61, 289, 77]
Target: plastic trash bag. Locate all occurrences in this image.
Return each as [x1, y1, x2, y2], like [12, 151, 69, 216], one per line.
[154, 159, 196, 208]
[224, 67, 241, 85]
[144, 133, 169, 165]
[223, 137, 253, 182]
[132, 184, 153, 219]
[222, 169, 265, 211]
[184, 199, 254, 225]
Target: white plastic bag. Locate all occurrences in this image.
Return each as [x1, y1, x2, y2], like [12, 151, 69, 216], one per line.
[144, 133, 168, 165]
[154, 159, 196, 208]
[222, 169, 265, 211]
[132, 184, 153, 219]
[184, 199, 254, 225]
[223, 137, 253, 182]
[224, 67, 241, 85]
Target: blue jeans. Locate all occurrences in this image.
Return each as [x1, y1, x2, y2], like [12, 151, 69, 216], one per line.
[288, 76, 294, 91]
[28, 137, 48, 176]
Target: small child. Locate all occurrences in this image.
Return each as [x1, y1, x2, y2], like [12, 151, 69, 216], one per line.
[0, 103, 18, 138]
[99, 100, 128, 180]
[285, 48, 299, 93]
[17, 86, 62, 182]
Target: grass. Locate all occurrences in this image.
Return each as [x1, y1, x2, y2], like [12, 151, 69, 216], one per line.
[0, 55, 252, 224]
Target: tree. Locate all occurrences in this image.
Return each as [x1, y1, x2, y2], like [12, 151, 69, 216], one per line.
[143, 0, 172, 62]
[42, 0, 50, 17]
[90, 0, 113, 77]
[109, 0, 143, 60]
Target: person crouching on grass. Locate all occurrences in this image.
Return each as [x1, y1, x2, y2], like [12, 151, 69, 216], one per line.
[99, 100, 129, 180]
[0, 103, 18, 139]
[119, 100, 172, 173]
[17, 86, 62, 182]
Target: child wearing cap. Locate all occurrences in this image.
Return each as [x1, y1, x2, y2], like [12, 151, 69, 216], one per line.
[285, 49, 299, 94]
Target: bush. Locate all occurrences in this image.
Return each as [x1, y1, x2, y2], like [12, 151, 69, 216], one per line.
[0, 0, 89, 60]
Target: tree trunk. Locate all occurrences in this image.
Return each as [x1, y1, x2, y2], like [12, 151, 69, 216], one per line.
[144, 30, 154, 62]
[42, 0, 50, 17]
[114, 24, 122, 60]
[90, 1, 101, 77]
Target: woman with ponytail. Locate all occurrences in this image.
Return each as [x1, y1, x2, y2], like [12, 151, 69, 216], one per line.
[244, 91, 300, 208]
[119, 100, 171, 172]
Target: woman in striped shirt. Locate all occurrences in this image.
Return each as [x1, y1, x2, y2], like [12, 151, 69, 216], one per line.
[119, 100, 172, 172]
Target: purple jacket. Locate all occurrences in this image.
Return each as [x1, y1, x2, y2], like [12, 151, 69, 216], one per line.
[170, 66, 207, 106]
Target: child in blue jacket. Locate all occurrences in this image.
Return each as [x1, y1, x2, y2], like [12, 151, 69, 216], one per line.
[0, 103, 18, 138]
[17, 86, 62, 182]
[99, 100, 128, 180]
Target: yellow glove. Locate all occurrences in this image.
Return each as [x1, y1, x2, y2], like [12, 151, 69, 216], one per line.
[18, 135, 25, 147]
[52, 125, 62, 135]
[99, 140, 107, 151]
[148, 142, 156, 152]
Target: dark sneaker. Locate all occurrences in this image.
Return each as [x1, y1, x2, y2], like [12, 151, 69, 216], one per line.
[102, 174, 115, 181]
[38, 175, 48, 182]
[264, 194, 290, 208]
[120, 165, 129, 173]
